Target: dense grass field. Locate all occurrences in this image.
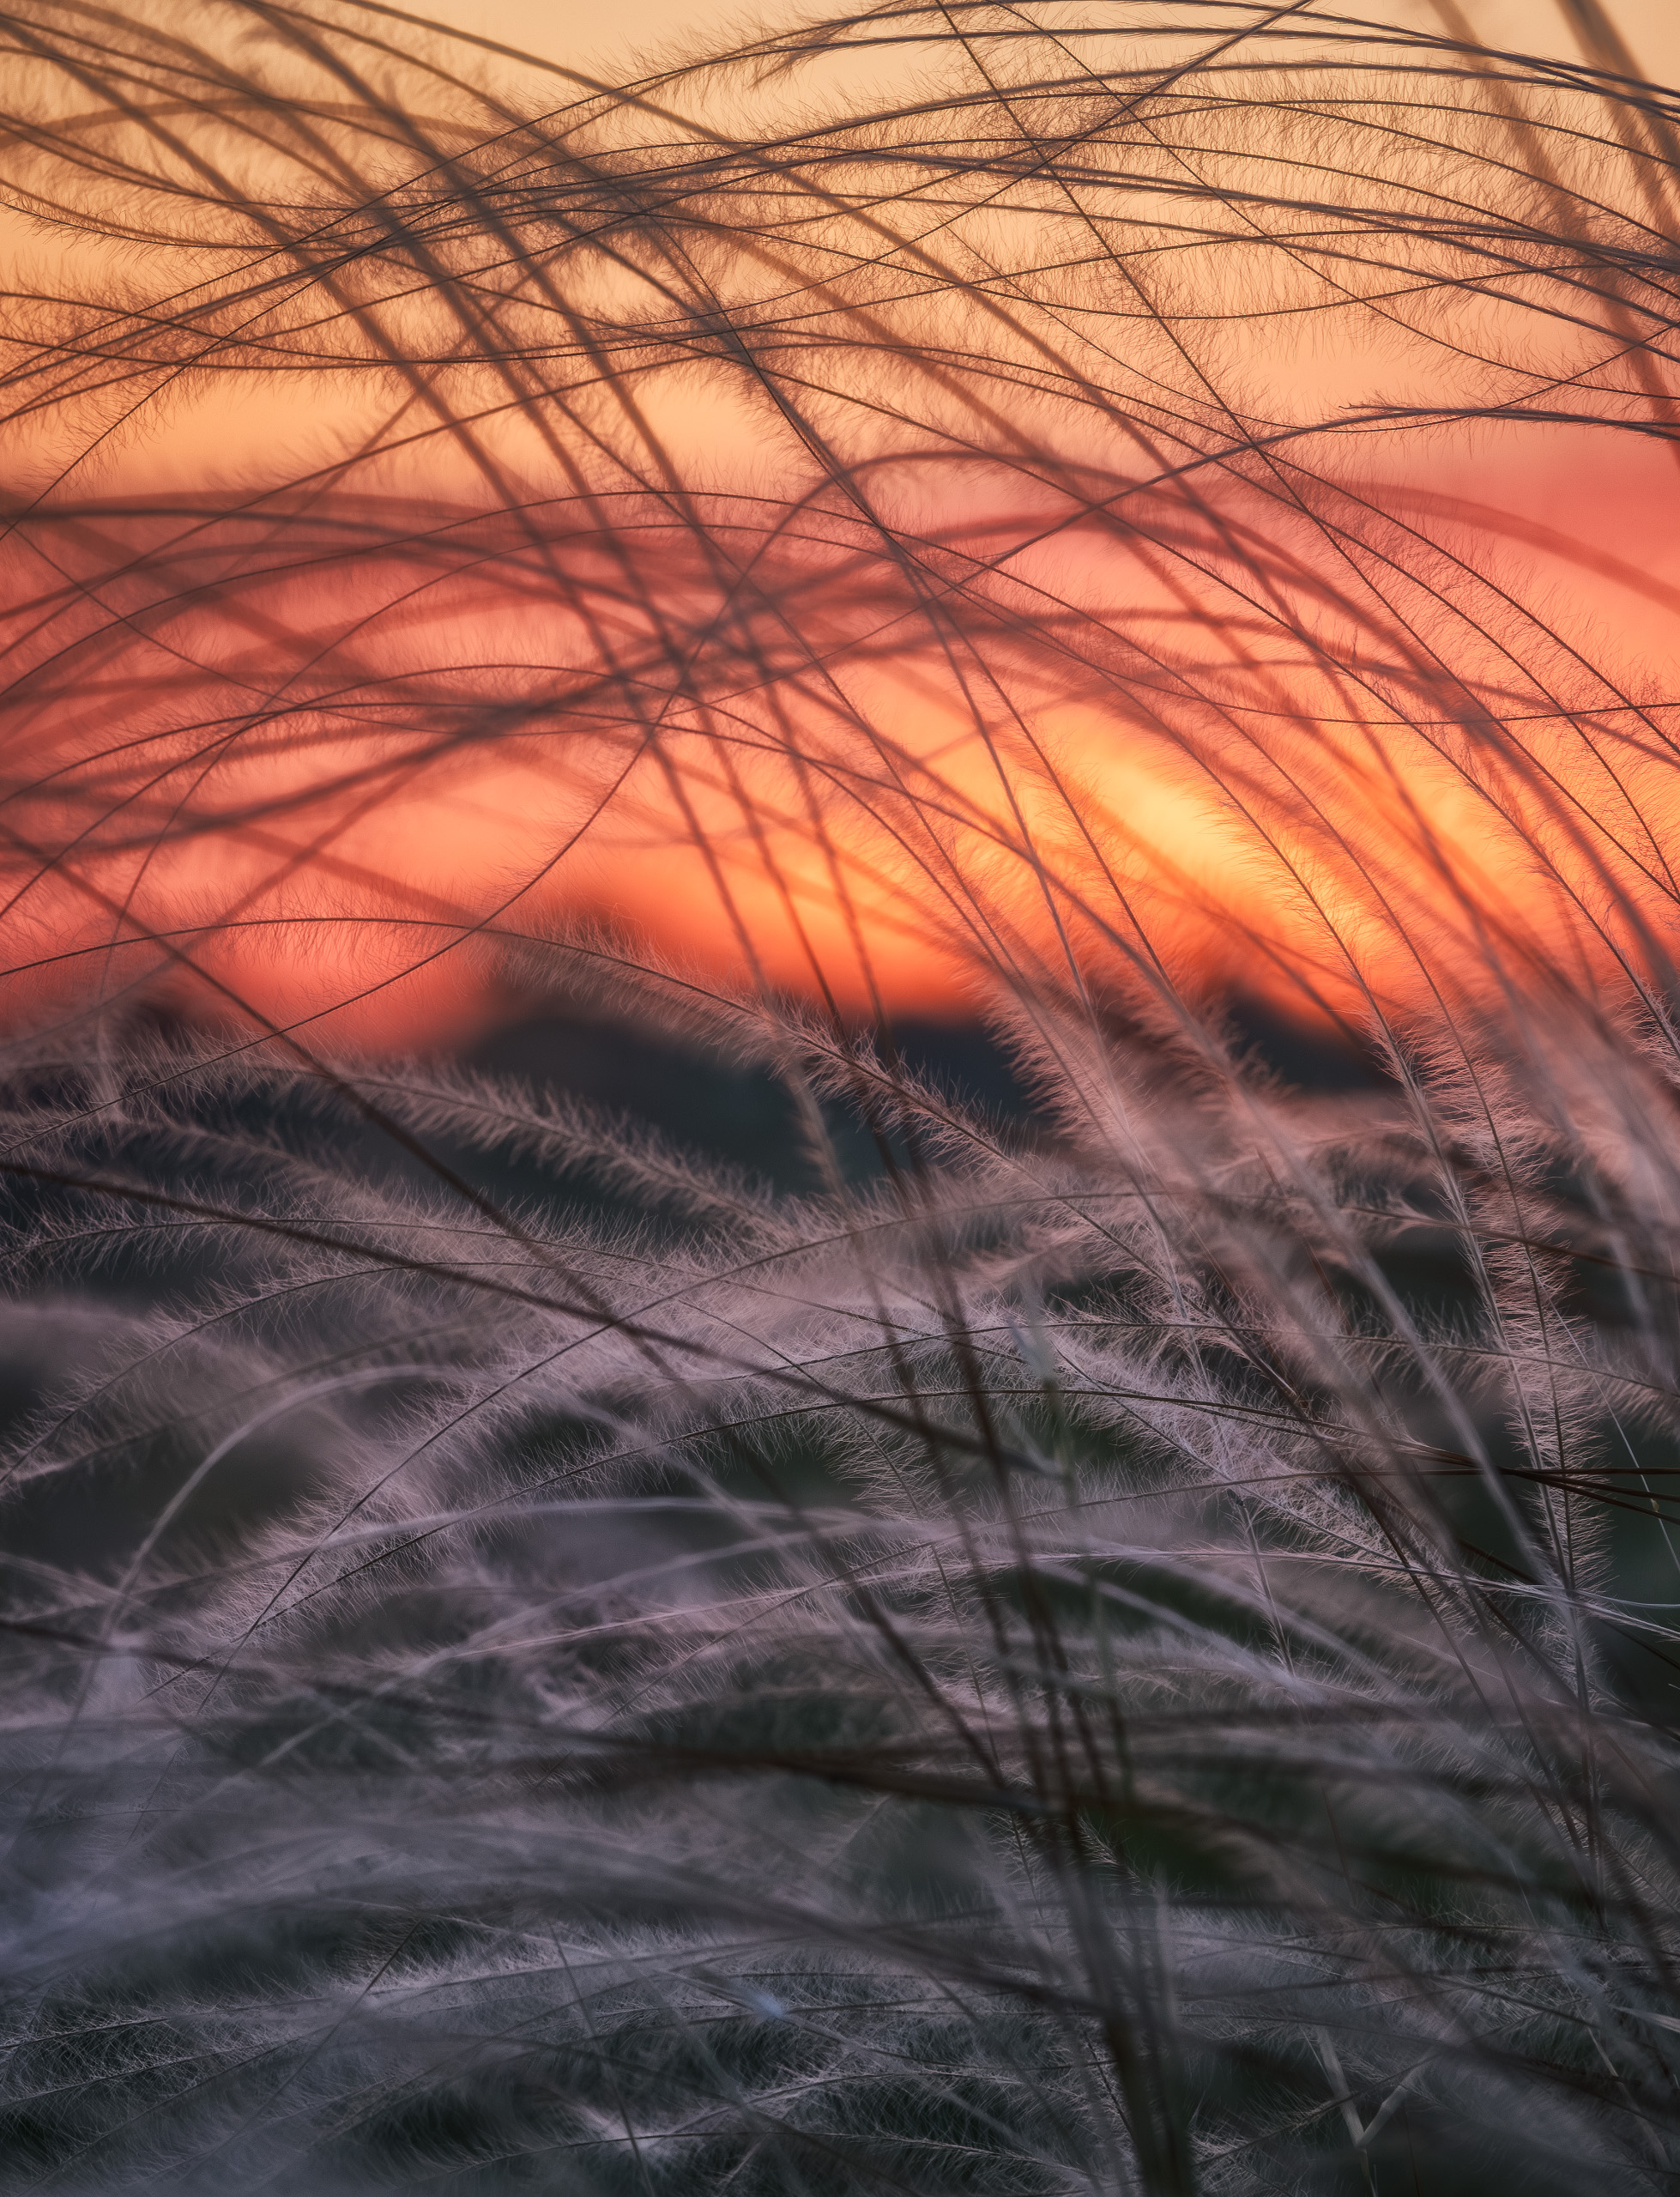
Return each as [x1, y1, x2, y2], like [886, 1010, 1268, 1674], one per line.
[6, 4, 1680, 2189]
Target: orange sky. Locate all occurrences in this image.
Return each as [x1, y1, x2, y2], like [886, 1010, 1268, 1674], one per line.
[10, 409, 1678, 1049]
[5, 0, 1680, 1051]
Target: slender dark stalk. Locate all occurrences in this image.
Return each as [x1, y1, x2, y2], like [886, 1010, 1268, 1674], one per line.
[4, 5, 1680, 2192]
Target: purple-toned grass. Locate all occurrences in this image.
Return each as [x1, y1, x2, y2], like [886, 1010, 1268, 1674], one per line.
[4, 6, 1680, 2190]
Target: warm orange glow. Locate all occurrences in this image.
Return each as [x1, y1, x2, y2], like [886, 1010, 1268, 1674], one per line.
[7, 396, 1677, 1050]
[6, 0, 1680, 1055]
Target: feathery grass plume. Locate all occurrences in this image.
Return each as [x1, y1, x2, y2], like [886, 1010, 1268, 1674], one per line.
[5, 2, 1680, 2189]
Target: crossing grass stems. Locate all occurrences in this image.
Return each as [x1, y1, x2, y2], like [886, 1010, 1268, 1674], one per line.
[6, 3, 1680, 2189]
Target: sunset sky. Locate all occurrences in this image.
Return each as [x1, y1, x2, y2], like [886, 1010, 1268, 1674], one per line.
[7, 0, 1680, 1048]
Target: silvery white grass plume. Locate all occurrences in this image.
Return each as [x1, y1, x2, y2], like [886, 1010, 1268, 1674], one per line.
[4, 1, 1680, 2191]
[4, 970, 1680, 2194]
